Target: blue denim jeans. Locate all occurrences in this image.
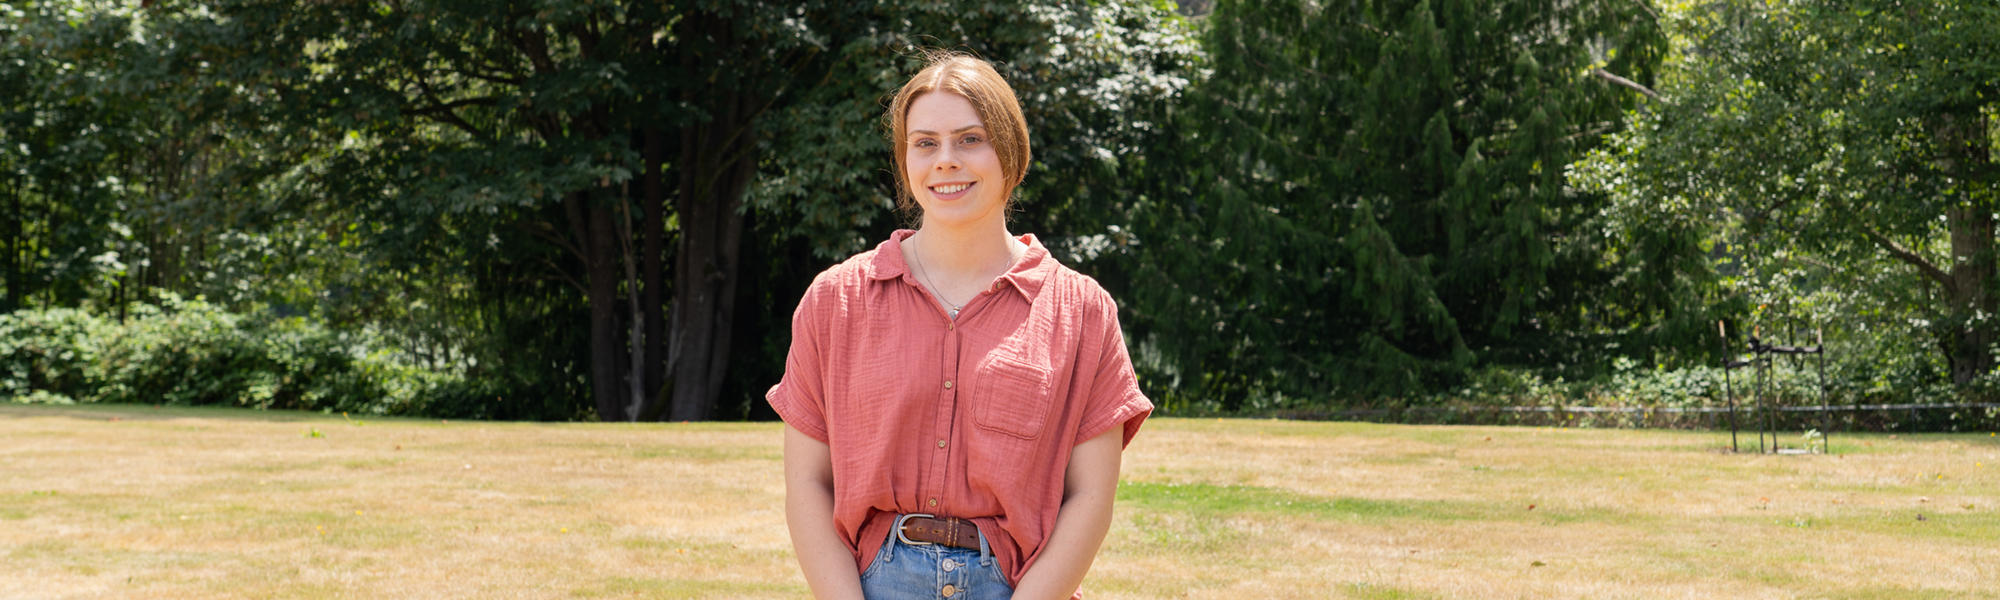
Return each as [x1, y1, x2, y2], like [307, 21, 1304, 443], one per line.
[858, 523, 1014, 600]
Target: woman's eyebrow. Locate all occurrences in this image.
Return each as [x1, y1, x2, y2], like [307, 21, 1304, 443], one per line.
[908, 125, 986, 137]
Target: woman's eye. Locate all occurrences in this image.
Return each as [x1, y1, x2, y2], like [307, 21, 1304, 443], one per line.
[914, 139, 935, 148]
[960, 135, 982, 144]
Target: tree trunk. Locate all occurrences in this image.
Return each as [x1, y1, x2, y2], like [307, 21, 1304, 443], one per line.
[640, 128, 668, 419]
[3, 169, 18, 313]
[573, 191, 629, 421]
[667, 90, 756, 422]
[1941, 107, 1998, 384]
[2, 166, 18, 312]
[1945, 207, 1995, 384]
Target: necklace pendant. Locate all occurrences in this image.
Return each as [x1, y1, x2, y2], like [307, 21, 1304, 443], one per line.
[947, 307, 960, 320]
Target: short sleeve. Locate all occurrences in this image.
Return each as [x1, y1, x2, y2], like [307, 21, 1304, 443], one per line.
[1073, 284, 1152, 448]
[766, 275, 833, 443]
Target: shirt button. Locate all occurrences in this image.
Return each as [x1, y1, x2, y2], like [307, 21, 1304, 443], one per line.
[943, 380, 954, 389]
[929, 498, 938, 507]
[943, 584, 958, 597]
[937, 439, 947, 448]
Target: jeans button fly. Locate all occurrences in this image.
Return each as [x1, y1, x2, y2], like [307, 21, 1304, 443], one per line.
[942, 584, 958, 597]
[942, 558, 957, 572]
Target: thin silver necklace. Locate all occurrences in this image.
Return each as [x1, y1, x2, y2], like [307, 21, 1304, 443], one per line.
[912, 237, 964, 319]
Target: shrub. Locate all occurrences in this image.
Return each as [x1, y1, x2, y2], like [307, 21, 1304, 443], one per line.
[1, 295, 452, 415]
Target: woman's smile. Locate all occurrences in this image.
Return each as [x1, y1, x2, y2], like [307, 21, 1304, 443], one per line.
[929, 181, 975, 200]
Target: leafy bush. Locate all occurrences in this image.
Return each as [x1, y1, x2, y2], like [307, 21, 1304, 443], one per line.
[0, 295, 453, 415]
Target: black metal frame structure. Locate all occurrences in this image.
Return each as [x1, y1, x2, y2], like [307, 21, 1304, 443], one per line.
[1719, 322, 1831, 454]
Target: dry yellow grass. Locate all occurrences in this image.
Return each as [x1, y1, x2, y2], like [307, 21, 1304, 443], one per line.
[1, 404, 1994, 599]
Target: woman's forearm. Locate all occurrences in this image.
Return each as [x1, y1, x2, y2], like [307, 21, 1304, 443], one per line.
[1010, 427, 1124, 600]
[784, 425, 865, 600]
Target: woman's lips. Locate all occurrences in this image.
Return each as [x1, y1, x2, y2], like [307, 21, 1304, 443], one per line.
[929, 182, 975, 200]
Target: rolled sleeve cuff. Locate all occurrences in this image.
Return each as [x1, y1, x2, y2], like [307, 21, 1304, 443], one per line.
[765, 384, 829, 444]
[1075, 390, 1152, 449]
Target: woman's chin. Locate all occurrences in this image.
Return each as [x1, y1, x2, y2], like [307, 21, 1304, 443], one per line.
[920, 203, 1005, 230]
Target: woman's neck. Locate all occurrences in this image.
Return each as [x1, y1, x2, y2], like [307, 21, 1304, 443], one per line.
[911, 216, 1022, 277]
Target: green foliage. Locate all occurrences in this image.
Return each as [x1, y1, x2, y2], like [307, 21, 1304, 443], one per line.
[0, 295, 451, 414]
[1574, 0, 2000, 387]
[1114, 0, 1672, 410]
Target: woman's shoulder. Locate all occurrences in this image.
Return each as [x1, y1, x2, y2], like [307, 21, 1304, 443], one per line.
[797, 238, 904, 312]
[1037, 254, 1120, 322]
[809, 249, 877, 290]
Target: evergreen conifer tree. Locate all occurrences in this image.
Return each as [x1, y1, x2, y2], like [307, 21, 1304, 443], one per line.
[1121, 0, 1668, 407]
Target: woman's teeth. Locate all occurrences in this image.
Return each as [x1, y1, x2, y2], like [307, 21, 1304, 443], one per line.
[932, 183, 970, 195]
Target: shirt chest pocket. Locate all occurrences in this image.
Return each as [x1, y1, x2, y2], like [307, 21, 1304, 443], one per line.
[972, 355, 1055, 440]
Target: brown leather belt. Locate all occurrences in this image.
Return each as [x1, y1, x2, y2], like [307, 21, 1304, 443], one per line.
[894, 514, 980, 550]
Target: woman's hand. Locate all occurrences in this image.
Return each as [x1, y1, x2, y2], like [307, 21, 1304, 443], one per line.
[784, 424, 866, 600]
[1010, 426, 1125, 600]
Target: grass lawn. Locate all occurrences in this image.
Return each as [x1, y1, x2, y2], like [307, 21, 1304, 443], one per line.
[2, 404, 1995, 599]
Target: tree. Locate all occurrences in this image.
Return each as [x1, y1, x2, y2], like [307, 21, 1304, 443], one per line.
[1577, 0, 2000, 384]
[113, 0, 1204, 421]
[0, 1, 163, 315]
[1109, 0, 1670, 408]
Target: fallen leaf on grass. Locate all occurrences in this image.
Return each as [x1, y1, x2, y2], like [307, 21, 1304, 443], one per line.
[1916, 513, 1927, 521]
[1527, 504, 1536, 511]
[1530, 561, 1546, 567]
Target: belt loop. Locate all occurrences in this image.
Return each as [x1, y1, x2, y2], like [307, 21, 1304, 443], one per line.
[975, 521, 994, 566]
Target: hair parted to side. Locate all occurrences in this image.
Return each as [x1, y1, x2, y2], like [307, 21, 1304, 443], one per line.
[886, 51, 1032, 219]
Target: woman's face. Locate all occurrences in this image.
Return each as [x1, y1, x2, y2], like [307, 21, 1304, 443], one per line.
[903, 92, 1009, 230]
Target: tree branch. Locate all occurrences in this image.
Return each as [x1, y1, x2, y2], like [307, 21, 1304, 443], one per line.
[401, 96, 500, 115]
[400, 76, 494, 140]
[448, 68, 526, 86]
[538, 256, 588, 295]
[1593, 69, 1669, 104]
[513, 219, 586, 265]
[1858, 226, 1955, 294]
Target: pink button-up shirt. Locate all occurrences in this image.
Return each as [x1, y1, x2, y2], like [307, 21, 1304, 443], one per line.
[767, 230, 1152, 590]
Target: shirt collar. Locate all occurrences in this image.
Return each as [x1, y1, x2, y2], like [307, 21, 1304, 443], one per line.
[866, 229, 1057, 303]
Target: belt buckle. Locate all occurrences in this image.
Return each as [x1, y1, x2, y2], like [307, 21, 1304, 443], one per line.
[894, 513, 935, 546]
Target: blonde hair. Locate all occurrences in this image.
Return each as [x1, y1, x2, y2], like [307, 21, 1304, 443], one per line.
[886, 52, 1032, 218]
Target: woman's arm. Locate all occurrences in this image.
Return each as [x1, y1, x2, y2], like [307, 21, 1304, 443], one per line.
[1010, 426, 1125, 600]
[784, 424, 865, 600]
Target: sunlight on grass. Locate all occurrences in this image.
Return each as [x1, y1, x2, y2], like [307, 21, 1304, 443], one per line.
[1, 404, 1995, 599]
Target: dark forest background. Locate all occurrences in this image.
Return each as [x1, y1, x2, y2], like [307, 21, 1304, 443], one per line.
[3, 0, 1996, 426]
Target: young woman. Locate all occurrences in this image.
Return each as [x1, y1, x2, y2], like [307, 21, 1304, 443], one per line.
[767, 53, 1153, 600]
